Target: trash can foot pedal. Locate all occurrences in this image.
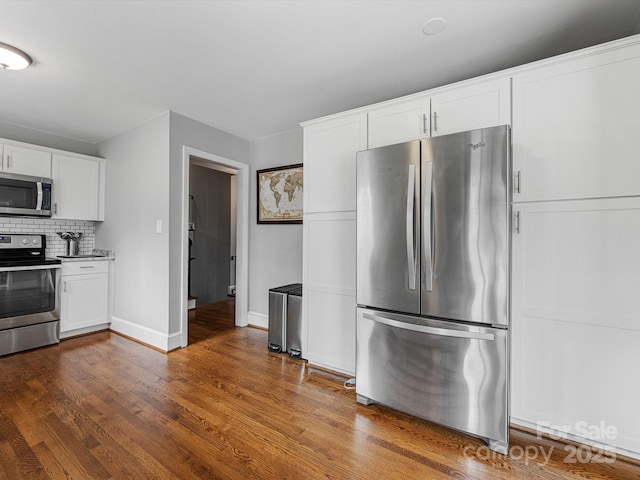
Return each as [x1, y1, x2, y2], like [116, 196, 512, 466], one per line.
[268, 343, 282, 353]
[288, 349, 301, 359]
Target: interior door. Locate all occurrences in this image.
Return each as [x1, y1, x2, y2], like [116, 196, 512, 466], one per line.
[356, 140, 420, 314]
[421, 126, 510, 326]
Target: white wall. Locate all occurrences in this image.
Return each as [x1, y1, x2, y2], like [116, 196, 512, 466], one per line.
[248, 128, 303, 327]
[168, 112, 250, 335]
[0, 121, 96, 156]
[95, 112, 171, 347]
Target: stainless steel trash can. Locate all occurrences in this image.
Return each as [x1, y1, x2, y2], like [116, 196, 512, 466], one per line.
[268, 283, 301, 353]
[287, 286, 303, 358]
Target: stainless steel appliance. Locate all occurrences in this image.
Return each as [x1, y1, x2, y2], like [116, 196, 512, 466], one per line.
[0, 172, 53, 217]
[0, 234, 62, 356]
[356, 125, 511, 453]
[267, 283, 301, 353]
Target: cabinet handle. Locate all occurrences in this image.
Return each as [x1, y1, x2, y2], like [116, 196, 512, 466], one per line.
[79, 266, 94, 269]
[514, 171, 521, 194]
[53, 203, 57, 214]
[63, 281, 67, 293]
[515, 211, 521, 234]
[422, 113, 427, 134]
[6, 154, 10, 168]
[432, 111, 438, 133]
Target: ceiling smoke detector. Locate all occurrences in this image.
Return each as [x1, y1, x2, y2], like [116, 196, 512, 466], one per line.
[0, 42, 33, 70]
[422, 17, 447, 36]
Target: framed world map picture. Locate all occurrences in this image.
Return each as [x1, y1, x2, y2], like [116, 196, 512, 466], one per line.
[257, 163, 303, 224]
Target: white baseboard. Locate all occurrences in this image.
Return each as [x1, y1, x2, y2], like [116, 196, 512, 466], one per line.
[306, 354, 355, 377]
[248, 310, 268, 329]
[167, 331, 183, 351]
[510, 417, 640, 461]
[110, 316, 172, 352]
[61, 323, 110, 339]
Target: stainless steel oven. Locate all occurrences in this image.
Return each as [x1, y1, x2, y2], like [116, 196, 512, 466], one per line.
[0, 234, 61, 356]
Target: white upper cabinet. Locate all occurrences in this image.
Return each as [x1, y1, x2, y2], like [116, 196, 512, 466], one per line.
[513, 42, 640, 202]
[303, 113, 367, 213]
[52, 154, 104, 221]
[367, 97, 430, 148]
[430, 77, 511, 137]
[366, 78, 510, 150]
[1, 144, 52, 178]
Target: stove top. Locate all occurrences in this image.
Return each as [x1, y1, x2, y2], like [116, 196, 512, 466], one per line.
[0, 234, 61, 267]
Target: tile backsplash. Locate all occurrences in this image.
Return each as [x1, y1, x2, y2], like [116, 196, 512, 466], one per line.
[0, 218, 95, 257]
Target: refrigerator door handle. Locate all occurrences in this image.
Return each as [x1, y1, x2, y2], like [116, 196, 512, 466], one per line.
[406, 164, 417, 290]
[423, 160, 433, 291]
[362, 312, 495, 341]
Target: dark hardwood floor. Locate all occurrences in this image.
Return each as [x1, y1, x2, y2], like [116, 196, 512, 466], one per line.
[1, 299, 638, 479]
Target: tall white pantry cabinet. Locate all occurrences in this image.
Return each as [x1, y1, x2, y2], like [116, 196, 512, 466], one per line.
[301, 34, 640, 457]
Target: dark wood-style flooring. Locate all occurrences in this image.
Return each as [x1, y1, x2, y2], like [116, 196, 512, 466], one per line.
[0, 299, 638, 479]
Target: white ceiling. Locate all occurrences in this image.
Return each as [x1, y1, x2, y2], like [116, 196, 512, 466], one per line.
[1, 0, 640, 144]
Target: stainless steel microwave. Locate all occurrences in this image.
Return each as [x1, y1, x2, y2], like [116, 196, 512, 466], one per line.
[0, 172, 52, 217]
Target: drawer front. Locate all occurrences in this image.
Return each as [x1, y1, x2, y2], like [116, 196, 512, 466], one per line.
[62, 261, 109, 276]
[356, 308, 508, 445]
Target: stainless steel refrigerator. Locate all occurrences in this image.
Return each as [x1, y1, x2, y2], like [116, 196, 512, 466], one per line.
[355, 125, 510, 453]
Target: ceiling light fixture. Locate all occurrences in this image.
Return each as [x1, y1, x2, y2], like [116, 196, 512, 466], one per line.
[0, 42, 33, 70]
[422, 17, 447, 36]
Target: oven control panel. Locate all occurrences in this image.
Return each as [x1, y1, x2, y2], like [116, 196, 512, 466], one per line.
[0, 234, 44, 248]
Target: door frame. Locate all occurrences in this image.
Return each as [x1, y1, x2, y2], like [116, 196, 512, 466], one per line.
[180, 146, 250, 347]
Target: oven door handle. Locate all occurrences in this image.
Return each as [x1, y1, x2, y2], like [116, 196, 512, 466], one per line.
[0, 264, 62, 272]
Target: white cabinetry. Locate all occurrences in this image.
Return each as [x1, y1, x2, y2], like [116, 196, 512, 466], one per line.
[367, 78, 510, 149]
[513, 42, 640, 202]
[1, 144, 51, 177]
[302, 112, 366, 375]
[52, 154, 104, 221]
[60, 260, 109, 336]
[511, 198, 640, 454]
[367, 97, 430, 148]
[431, 77, 510, 137]
[304, 113, 367, 213]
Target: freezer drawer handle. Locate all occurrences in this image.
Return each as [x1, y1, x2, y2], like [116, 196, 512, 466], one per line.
[406, 164, 416, 290]
[363, 312, 495, 341]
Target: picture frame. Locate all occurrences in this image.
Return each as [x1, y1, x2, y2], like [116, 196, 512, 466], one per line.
[257, 163, 303, 224]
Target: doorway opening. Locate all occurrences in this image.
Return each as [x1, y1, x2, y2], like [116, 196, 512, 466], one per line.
[180, 147, 249, 347]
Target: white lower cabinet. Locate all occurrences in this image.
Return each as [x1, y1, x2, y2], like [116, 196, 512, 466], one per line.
[511, 198, 640, 454]
[60, 261, 109, 336]
[302, 212, 356, 375]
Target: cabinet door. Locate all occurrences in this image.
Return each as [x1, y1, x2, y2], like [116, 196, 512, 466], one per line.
[2, 144, 51, 177]
[367, 97, 430, 148]
[60, 272, 108, 332]
[431, 78, 510, 137]
[303, 212, 356, 375]
[513, 43, 640, 202]
[511, 198, 640, 454]
[52, 154, 101, 220]
[303, 113, 367, 213]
